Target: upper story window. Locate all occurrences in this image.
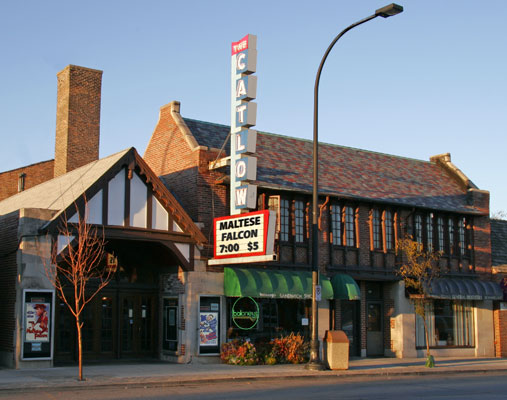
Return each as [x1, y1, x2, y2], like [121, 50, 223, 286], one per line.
[294, 200, 305, 243]
[345, 206, 356, 247]
[448, 217, 455, 255]
[426, 214, 434, 252]
[280, 199, 290, 242]
[330, 203, 356, 247]
[385, 210, 394, 250]
[437, 217, 445, 252]
[331, 204, 342, 245]
[414, 215, 423, 245]
[372, 209, 382, 250]
[458, 217, 467, 256]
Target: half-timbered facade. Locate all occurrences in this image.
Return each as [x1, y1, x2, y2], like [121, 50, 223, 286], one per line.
[0, 148, 207, 368]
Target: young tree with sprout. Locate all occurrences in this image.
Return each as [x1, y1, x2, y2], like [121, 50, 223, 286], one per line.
[397, 236, 441, 368]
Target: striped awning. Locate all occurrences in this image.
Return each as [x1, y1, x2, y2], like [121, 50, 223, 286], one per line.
[427, 278, 503, 301]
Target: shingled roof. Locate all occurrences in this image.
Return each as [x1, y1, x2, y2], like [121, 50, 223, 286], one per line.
[184, 118, 478, 214]
[491, 219, 507, 266]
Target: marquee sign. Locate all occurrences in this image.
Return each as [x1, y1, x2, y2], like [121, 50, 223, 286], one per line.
[230, 34, 258, 215]
[212, 210, 276, 261]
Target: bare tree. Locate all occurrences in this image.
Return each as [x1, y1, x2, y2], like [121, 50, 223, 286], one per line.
[42, 205, 113, 381]
[396, 236, 441, 368]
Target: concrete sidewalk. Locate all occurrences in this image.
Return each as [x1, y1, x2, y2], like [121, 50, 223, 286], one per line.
[1, 357, 507, 393]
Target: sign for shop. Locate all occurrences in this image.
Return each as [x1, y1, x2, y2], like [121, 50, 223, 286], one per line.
[213, 210, 276, 259]
[232, 297, 259, 330]
[230, 34, 258, 215]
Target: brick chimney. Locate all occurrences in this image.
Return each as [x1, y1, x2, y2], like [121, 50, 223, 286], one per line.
[54, 65, 102, 177]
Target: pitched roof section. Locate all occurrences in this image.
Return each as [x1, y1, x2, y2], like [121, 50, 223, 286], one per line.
[491, 219, 507, 266]
[0, 147, 206, 245]
[183, 118, 477, 213]
[0, 149, 129, 217]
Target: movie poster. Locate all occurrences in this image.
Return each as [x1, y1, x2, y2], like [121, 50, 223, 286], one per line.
[25, 302, 50, 342]
[199, 312, 218, 346]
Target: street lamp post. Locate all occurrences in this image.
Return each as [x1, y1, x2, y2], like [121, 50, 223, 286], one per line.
[307, 3, 403, 370]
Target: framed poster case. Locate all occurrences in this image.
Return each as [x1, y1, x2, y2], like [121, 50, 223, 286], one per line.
[21, 289, 55, 360]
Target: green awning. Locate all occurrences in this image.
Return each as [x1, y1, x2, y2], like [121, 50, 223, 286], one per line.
[224, 267, 334, 300]
[331, 274, 361, 300]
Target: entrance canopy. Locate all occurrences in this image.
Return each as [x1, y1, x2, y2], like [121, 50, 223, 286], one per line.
[428, 277, 503, 301]
[224, 268, 359, 300]
[331, 274, 361, 300]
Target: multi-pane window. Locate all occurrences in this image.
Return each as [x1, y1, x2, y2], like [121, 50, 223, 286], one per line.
[437, 217, 445, 252]
[458, 217, 466, 256]
[280, 199, 290, 242]
[372, 209, 382, 249]
[448, 217, 455, 255]
[385, 210, 394, 250]
[415, 215, 423, 244]
[426, 214, 434, 252]
[345, 206, 356, 247]
[331, 204, 342, 245]
[294, 200, 304, 243]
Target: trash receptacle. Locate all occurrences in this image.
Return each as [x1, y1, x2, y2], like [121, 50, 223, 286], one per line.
[325, 330, 349, 370]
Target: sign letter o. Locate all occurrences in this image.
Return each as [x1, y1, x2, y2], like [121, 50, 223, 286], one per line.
[236, 160, 246, 178]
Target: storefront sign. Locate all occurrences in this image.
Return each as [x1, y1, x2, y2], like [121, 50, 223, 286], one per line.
[230, 34, 258, 215]
[22, 289, 54, 360]
[213, 210, 276, 260]
[232, 297, 259, 330]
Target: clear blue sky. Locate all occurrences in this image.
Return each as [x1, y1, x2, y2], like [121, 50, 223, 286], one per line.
[1, 1, 506, 214]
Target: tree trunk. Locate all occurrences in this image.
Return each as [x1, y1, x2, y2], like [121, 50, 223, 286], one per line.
[422, 316, 430, 358]
[76, 316, 83, 381]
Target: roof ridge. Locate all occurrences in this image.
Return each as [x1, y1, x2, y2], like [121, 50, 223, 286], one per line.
[182, 117, 432, 165]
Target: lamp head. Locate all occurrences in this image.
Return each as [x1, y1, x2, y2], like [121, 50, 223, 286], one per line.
[375, 3, 403, 18]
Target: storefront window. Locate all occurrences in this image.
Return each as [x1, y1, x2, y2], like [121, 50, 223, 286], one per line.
[226, 298, 310, 343]
[416, 300, 474, 348]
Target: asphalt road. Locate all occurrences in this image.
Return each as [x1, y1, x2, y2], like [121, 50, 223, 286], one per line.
[1, 372, 506, 399]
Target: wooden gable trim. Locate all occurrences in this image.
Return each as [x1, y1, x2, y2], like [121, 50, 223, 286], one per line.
[43, 148, 206, 246]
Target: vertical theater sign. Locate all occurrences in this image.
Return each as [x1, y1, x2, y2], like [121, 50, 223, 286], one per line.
[230, 34, 258, 215]
[208, 34, 276, 266]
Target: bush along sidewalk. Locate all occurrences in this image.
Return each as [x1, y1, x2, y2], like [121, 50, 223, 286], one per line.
[221, 333, 309, 365]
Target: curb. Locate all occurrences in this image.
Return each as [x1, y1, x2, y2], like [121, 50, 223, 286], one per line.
[1, 367, 507, 393]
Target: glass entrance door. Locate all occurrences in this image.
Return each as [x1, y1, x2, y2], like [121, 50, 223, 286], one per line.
[120, 294, 157, 358]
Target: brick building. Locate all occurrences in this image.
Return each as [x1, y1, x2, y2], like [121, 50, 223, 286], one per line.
[491, 219, 507, 357]
[143, 100, 503, 359]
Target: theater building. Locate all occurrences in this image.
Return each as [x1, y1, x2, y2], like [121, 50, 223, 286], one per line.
[143, 100, 503, 359]
[1, 63, 504, 368]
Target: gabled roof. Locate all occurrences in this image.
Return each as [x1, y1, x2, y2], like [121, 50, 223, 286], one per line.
[0, 149, 128, 217]
[184, 118, 478, 214]
[0, 147, 206, 245]
[491, 219, 507, 266]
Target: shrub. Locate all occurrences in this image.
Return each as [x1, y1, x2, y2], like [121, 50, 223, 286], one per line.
[221, 340, 259, 365]
[270, 332, 309, 364]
